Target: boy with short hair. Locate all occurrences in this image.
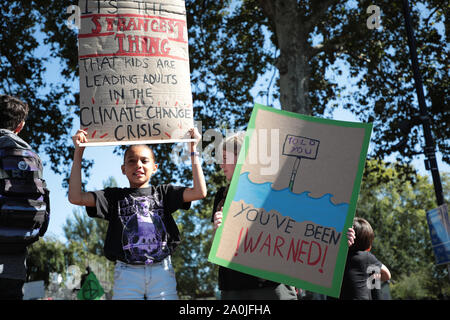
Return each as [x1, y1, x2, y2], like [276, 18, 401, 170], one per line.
[69, 128, 206, 299]
[339, 217, 391, 300]
[0, 94, 50, 300]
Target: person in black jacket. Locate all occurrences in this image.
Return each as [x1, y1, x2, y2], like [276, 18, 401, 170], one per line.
[0, 95, 50, 300]
[339, 217, 391, 300]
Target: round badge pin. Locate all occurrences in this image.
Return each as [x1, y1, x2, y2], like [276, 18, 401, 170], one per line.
[18, 161, 29, 170]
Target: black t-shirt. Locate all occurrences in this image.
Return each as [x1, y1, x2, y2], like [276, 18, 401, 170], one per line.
[86, 184, 190, 264]
[339, 250, 382, 300]
[211, 186, 278, 291]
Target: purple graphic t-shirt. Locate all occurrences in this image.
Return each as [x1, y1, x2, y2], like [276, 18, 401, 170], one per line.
[86, 184, 190, 264]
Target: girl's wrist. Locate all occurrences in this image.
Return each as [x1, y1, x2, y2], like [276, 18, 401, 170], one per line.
[74, 146, 85, 158]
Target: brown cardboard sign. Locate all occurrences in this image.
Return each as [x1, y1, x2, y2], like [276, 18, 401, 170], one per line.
[77, 0, 194, 146]
[209, 104, 373, 298]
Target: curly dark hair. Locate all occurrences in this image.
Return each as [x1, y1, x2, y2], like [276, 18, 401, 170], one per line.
[0, 95, 29, 131]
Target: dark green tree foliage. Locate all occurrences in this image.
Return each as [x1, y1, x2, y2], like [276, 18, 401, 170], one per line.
[27, 177, 117, 289]
[63, 208, 107, 256]
[0, 0, 93, 187]
[26, 236, 67, 285]
[257, 0, 448, 165]
[2, 1, 447, 180]
[1, 1, 447, 176]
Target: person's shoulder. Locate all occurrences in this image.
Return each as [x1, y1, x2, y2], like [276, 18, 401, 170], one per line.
[94, 187, 123, 197]
[0, 130, 32, 150]
[365, 251, 382, 264]
[211, 186, 226, 197]
[213, 186, 227, 199]
[0, 134, 15, 151]
[103, 187, 120, 190]
[351, 250, 380, 264]
[125, 184, 173, 197]
[348, 250, 368, 261]
[357, 250, 377, 259]
[152, 183, 181, 195]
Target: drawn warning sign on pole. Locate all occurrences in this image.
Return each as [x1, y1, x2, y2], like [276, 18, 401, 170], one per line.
[282, 135, 320, 191]
[77, 0, 194, 146]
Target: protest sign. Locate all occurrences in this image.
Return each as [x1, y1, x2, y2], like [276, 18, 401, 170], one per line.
[208, 104, 372, 298]
[77, 0, 194, 146]
[426, 204, 450, 265]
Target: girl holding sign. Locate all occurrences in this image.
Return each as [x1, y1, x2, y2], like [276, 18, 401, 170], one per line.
[211, 132, 298, 300]
[212, 131, 356, 300]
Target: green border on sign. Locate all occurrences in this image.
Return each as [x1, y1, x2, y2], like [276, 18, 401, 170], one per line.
[208, 103, 373, 298]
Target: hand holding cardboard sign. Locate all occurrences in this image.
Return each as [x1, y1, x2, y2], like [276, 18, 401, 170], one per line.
[214, 208, 223, 230]
[346, 227, 355, 247]
[72, 129, 88, 151]
[188, 127, 201, 152]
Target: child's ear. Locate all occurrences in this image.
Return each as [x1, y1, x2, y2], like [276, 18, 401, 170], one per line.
[121, 164, 126, 175]
[13, 121, 25, 134]
[153, 163, 158, 173]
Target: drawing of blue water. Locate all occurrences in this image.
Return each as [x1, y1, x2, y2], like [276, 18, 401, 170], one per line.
[233, 172, 348, 231]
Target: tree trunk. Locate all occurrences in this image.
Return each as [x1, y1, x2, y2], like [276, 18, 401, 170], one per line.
[277, 43, 311, 115]
[258, 0, 312, 115]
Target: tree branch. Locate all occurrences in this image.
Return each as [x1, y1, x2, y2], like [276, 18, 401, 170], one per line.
[304, 0, 339, 34]
[423, 6, 441, 28]
[308, 39, 346, 60]
[257, 0, 275, 22]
